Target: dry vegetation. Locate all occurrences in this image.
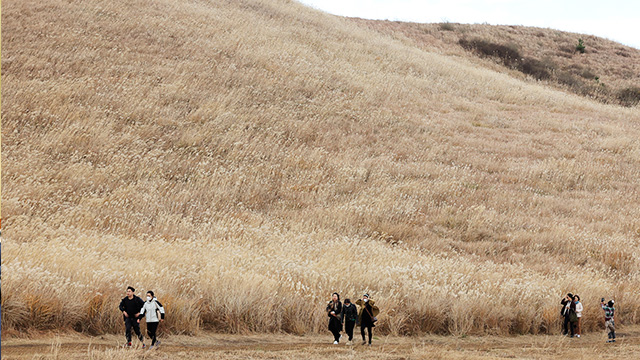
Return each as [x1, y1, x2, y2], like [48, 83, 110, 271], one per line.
[3, 327, 640, 359]
[2, 0, 640, 339]
[352, 19, 640, 106]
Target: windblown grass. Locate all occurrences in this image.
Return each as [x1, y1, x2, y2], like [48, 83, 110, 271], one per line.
[2, 0, 640, 336]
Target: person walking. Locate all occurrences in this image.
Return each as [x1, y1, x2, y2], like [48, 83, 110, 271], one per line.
[342, 298, 357, 345]
[601, 298, 616, 343]
[119, 286, 145, 347]
[138, 290, 165, 349]
[326, 292, 343, 344]
[574, 295, 583, 338]
[356, 294, 379, 346]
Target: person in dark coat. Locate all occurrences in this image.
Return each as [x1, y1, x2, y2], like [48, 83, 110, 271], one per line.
[356, 294, 379, 346]
[119, 286, 145, 347]
[326, 292, 343, 344]
[560, 293, 573, 336]
[342, 299, 358, 345]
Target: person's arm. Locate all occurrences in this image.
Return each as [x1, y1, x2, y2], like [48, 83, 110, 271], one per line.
[134, 296, 144, 318]
[156, 300, 165, 321]
[119, 298, 129, 317]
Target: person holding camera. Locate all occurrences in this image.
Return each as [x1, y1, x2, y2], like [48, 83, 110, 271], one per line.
[342, 299, 358, 345]
[355, 294, 379, 346]
[601, 298, 616, 343]
[326, 292, 343, 344]
[560, 293, 574, 336]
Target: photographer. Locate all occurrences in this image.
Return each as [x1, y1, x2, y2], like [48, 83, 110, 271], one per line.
[601, 298, 616, 343]
[560, 293, 574, 336]
[326, 292, 343, 344]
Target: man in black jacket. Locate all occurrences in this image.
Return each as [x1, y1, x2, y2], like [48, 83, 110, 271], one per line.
[342, 299, 358, 345]
[119, 286, 145, 347]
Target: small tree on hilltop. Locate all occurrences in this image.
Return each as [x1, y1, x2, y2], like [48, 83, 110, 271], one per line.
[576, 39, 586, 54]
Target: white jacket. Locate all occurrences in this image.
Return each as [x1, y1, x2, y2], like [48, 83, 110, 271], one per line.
[575, 301, 583, 318]
[140, 298, 165, 323]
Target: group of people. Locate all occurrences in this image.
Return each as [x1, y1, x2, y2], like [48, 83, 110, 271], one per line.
[326, 292, 380, 346]
[560, 293, 616, 343]
[119, 286, 165, 349]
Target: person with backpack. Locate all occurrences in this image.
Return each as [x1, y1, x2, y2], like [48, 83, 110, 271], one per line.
[326, 292, 343, 344]
[601, 298, 616, 343]
[342, 298, 357, 345]
[138, 290, 165, 349]
[356, 294, 379, 346]
[574, 295, 583, 338]
[119, 286, 145, 347]
[560, 293, 573, 336]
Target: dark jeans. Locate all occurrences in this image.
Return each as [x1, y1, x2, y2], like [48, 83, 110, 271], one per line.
[562, 315, 573, 336]
[345, 320, 356, 341]
[361, 325, 372, 344]
[147, 322, 159, 345]
[124, 317, 143, 343]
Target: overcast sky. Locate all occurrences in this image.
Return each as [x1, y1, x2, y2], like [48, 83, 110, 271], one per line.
[297, 0, 640, 49]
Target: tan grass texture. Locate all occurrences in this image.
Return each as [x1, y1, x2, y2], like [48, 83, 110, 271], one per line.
[2, 0, 640, 336]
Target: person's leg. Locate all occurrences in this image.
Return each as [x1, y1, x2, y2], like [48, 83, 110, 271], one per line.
[346, 321, 354, 341]
[361, 325, 366, 343]
[570, 321, 575, 337]
[577, 318, 581, 336]
[132, 320, 144, 343]
[125, 318, 133, 344]
[147, 322, 158, 346]
[611, 321, 616, 341]
[367, 326, 373, 344]
[333, 328, 341, 342]
[562, 316, 569, 335]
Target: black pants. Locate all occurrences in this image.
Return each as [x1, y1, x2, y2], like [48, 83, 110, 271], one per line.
[562, 316, 573, 335]
[330, 327, 341, 342]
[345, 320, 355, 341]
[147, 322, 159, 345]
[361, 325, 372, 344]
[124, 317, 143, 343]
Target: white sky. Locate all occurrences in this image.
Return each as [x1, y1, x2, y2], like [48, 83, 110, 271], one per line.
[297, 0, 640, 49]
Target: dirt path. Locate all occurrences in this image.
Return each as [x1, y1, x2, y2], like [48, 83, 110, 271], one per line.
[2, 327, 639, 359]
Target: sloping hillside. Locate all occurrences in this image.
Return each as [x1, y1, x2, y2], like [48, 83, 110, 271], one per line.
[352, 18, 640, 106]
[2, 0, 640, 336]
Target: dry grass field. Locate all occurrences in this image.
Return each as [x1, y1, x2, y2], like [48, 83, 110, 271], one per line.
[3, 326, 640, 359]
[2, 0, 640, 344]
[352, 18, 640, 106]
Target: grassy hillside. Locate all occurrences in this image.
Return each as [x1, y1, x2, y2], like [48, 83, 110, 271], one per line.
[352, 18, 640, 106]
[2, 0, 640, 336]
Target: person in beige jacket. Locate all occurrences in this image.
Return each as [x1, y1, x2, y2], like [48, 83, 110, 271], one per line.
[355, 294, 379, 346]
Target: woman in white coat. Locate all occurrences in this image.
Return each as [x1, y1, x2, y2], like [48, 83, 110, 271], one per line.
[138, 290, 165, 348]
